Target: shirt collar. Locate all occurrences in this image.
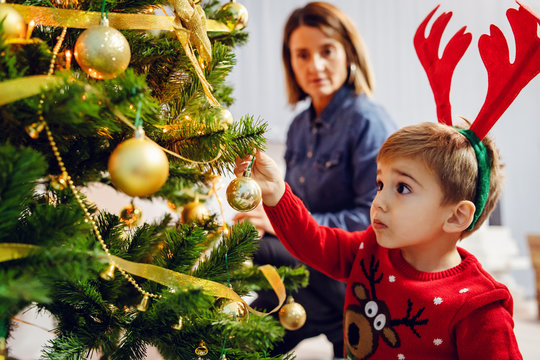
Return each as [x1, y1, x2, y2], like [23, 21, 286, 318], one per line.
[309, 86, 354, 128]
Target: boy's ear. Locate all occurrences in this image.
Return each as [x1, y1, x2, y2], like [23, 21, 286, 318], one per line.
[443, 200, 475, 233]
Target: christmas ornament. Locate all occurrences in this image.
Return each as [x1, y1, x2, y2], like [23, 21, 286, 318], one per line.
[180, 198, 210, 224]
[100, 263, 116, 281]
[119, 203, 143, 227]
[279, 296, 306, 330]
[220, 300, 249, 321]
[219, 1, 248, 31]
[194, 340, 208, 358]
[226, 176, 261, 212]
[25, 121, 45, 139]
[171, 316, 183, 330]
[137, 294, 150, 312]
[49, 173, 68, 191]
[217, 108, 234, 129]
[73, 16, 131, 79]
[108, 128, 169, 198]
[0, 1, 26, 40]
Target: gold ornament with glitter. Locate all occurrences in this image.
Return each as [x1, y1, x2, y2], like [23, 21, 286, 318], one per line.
[219, 0, 248, 31]
[0, 0, 26, 40]
[279, 296, 306, 330]
[119, 203, 143, 227]
[108, 127, 169, 198]
[74, 16, 131, 79]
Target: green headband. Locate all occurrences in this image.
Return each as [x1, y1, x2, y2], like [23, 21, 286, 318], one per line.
[455, 128, 491, 230]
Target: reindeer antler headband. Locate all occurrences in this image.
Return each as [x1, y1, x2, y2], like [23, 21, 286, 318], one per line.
[414, 1, 540, 230]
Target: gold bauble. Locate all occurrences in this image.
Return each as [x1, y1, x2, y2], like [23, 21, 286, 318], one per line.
[180, 199, 210, 224]
[279, 296, 306, 331]
[220, 1, 248, 31]
[108, 137, 169, 197]
[220, 300, 249, 321]
[25, 121, 45, 139]
[73, 18, 131, 79]
[226, 176, 261, 212]
[217, 108, 234, 129]
[119, 203, 143, 227]
[0, 3, 26, 40]
[49, 173, 68, 191]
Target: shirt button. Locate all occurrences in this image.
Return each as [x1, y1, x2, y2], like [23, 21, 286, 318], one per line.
[307, 151, 313, 159]
[299, 176, 305, 184]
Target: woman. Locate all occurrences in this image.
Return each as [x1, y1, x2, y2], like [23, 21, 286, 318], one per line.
[234, 2, 395, 358]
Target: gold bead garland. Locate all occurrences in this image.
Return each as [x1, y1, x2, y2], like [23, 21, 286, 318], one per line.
[35, 26, 160, 303]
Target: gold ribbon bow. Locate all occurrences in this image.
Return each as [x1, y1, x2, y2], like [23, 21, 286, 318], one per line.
[169, 0, 219, 107]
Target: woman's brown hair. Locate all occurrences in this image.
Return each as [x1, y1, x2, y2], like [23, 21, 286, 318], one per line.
[282, 2, 375, 105]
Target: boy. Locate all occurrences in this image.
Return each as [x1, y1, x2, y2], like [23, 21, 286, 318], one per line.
[234, 122, 522, 359]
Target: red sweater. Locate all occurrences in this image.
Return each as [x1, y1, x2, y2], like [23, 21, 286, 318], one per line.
[264, 184, 522, 359]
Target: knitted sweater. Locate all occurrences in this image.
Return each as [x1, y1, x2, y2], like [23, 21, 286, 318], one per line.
[264, 184, 522, 359]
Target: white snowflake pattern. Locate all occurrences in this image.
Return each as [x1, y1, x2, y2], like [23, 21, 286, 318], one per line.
[459, 288, 469, 294]
[433, 338, 443, 346]
[359, 242, 364, 249]
[433, 297, 443, 305]
[397, 354, 405, 359]
[389, 275, 396, 283]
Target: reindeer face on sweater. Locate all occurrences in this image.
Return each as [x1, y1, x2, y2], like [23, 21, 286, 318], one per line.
[345, 257, 428, 359]
[345, 283, 399, 358]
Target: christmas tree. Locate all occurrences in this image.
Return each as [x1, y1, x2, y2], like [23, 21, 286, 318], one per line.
[0, 0, 308, 358]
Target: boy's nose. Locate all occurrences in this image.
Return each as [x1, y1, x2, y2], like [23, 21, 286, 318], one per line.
[372, 192, 387, 212]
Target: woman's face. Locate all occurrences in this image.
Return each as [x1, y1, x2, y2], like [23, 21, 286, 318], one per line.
[289, 25, 348, 113]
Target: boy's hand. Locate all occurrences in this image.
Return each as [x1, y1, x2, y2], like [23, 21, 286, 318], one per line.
[234, 150, 286, 207]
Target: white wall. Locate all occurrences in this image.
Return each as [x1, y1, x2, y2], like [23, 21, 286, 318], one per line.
[227, 0, 540, 296]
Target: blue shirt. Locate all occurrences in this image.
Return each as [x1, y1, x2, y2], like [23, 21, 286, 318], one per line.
[284, 86, 396, 231]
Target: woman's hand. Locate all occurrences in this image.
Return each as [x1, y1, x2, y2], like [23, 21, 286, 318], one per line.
[233, 203, 276, 237]
[233, 150, 286, 206]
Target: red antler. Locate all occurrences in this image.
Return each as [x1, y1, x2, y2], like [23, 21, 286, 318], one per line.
[471, 1, 540, 140]
[414, 5, 472, 125]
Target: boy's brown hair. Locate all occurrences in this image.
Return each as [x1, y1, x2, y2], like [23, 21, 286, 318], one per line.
[377, 122, 504, 236]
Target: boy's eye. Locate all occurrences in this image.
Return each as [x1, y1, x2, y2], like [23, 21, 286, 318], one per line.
[376, 181, 383, 191]
[397, 183, 411, 194]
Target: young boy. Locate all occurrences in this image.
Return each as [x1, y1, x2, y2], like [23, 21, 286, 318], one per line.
[234, 122, 522, 359]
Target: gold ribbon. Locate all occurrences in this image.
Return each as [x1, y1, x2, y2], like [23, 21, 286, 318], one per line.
[11, 4, 229, 32]
[10, 4, 223, 107]
[0, 243, 285, 316]
[0, 75, 63, 106]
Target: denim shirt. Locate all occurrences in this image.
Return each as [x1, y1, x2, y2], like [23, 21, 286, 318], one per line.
[284, 86, 396, 231]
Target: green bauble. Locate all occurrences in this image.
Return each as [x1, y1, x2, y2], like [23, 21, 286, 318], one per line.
[226, 176, 261, 212]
